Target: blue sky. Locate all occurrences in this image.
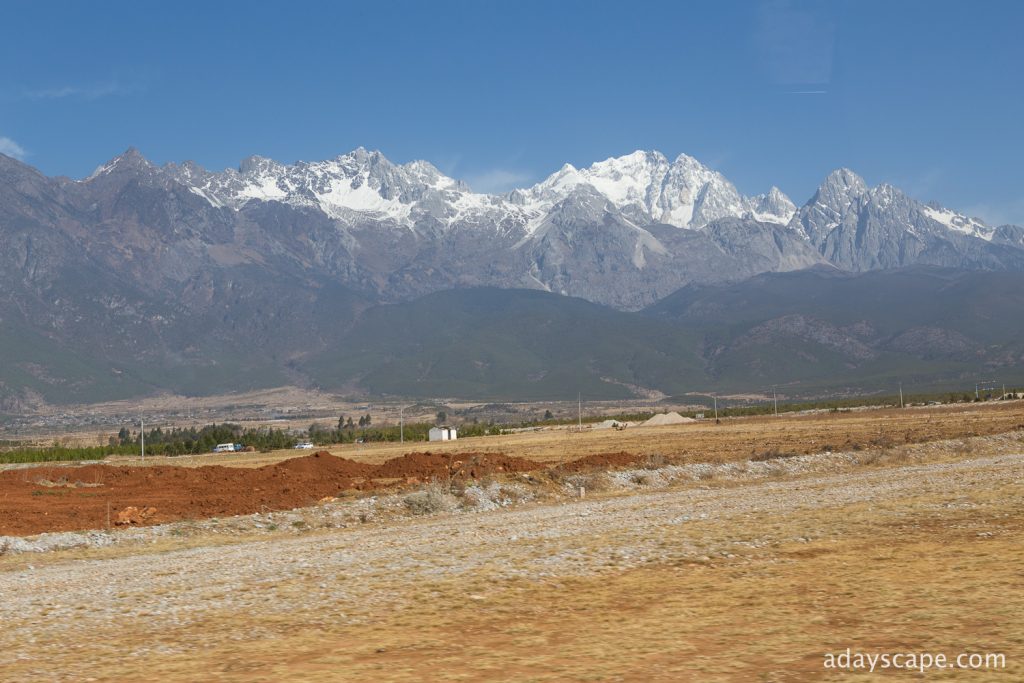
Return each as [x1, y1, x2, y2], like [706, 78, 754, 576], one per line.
[2, 0, 1022, 223]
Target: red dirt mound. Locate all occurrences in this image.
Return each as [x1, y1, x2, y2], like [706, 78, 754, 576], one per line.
[369, 451, 537, 481]
[0, 453, 383, 537]
[454, 453, 538, 479]
[370, 452, 453, 480]
[0, 450, 545, 537]
[272, 451, 376, 478]
[555, 451, 643, 473]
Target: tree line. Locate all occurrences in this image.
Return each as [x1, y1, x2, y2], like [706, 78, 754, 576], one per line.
[0, 419, 506, 464]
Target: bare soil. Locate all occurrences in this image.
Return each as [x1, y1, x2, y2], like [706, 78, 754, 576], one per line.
[5, 401, 1024, 537]
[552, 450, 643, 472]
[0, 450, 537, 536]
[2, 447, 1021, 681]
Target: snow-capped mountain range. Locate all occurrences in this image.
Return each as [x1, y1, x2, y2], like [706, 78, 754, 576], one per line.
[5, 144, 1023, 302]
[146, 145, 999, 250]
[85, 144, 1005, 244]
[2, 145, 1024, 404]
[112, 147, 800, 240]
[65, 145, 1023, 310]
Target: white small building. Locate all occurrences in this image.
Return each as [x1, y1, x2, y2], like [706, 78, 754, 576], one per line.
[428, 426, 458, 442]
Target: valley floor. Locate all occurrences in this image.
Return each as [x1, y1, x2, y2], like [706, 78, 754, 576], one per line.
[2, 438, 1022, 681]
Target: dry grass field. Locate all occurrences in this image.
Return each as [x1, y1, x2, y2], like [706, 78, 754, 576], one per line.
[109, 400, 1024, 469]
[3, 402, 1023, 681]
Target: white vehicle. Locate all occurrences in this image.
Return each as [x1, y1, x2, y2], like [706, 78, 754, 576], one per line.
[212, 443, 237, 453]
[294, 441, 315, 449]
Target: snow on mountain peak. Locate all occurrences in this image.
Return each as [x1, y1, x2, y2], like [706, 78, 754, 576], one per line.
[792, 169, 997, 244]
[73, 145, 1014, 264]
[922, 203, 995, 241]
[750, 186, 797, 224]
[159, 147, 989, 245]
[162, 148, 486, 223]
[519, 150, 792, 229]
[160, 147, 799, 234]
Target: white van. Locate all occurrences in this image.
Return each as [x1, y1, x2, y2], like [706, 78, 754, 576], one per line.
[212, 443, 236, 453]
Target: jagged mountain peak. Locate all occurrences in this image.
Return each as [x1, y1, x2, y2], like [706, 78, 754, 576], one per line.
[237, 154, 284, 175]
[551, 183, 616, 214]
[0, 149, 44, 176]
[669, 151, 709, 170]
[593, 149, 670, 170]
[160, 146, 483, 221]
[118, 146, 146, 162]
[805, 169, 995, 243]
[4, 146, 1024, 407]
[70, 145, 1017, 270]
[750, 186, 797, 223]
[520, 149, 792, 229]
[86, 146, 156, 180]
[816, 168, 868, 200]
[790, 167, 1006, 269]
[150, 146, 796, 232]
[866, 182, 905, 208]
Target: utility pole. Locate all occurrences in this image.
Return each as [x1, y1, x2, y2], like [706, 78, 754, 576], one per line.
[578, 392, 582, 432]
[400, 405, 404, 443]
[773, 387, 778, 417]
[713, 395, 718, 421]
[140, 418, 145, 461]
[899, 382, 904, 408]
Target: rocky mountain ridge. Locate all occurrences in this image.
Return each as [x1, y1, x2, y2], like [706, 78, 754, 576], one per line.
[2, 146, 1024, 404]
[67, 144, 1024, 308]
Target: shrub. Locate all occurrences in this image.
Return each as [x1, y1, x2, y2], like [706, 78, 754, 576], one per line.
[694, 468, 716, 481]
[642, 453, 668, 470]
[403, 485, 455, 515]
[629, 471, 661, 487]
[857, 451, 883, 466]
[751, 448, 799, 462]
[562, 473, 608, 494]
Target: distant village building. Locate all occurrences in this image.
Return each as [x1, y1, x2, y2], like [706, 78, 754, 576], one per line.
[428, 426, 458, 442]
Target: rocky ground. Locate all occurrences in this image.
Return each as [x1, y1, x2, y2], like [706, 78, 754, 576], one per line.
[1, 430, 1022, 681]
